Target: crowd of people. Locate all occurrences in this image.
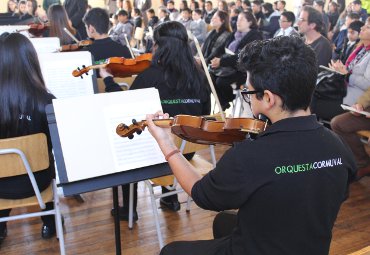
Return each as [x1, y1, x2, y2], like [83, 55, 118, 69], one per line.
[0, 0, 369, 254]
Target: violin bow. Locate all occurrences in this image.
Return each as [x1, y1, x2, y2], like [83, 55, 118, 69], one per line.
[193, 36, 226, 121]
[124, 34, 135, 59]
[63, 27, 79, 44]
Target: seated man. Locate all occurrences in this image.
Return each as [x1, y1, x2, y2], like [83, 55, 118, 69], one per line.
[146, 36, 357, 255]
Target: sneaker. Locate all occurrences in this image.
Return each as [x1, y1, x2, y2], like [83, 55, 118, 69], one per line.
[160, 198, 181, 212]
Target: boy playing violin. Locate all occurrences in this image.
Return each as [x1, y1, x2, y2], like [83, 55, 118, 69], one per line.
[82, 8, 131, 64]
[146, 36, 357, 255]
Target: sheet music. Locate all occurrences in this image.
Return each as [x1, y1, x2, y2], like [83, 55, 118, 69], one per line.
[30, 37, 60, 53]
[0, 25, 29, 37]
[53, 88, 165, 182]
[38, 51, 95, 98]
[104, 105, 165, 172]
[341, 104, 370, 117]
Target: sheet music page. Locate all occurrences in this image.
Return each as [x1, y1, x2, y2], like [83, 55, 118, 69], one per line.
[38, 51, 95, 99]
[53, 88, 165, 182]
[30, 37, 60, 53]
[0, 25, 29, 37]
[104, 105, 165, 172]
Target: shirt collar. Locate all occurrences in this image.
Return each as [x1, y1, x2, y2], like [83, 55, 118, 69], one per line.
[257, 115, 321, 138]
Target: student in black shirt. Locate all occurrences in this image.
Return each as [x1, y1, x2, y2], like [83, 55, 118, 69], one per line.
[146, 36, 357, 255]
[100, 21, 210, 221]
[82, 7, 131, 63]
[0, 33, 57, 244]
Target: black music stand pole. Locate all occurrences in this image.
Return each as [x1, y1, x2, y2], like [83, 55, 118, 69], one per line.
[113, 186, 122, 255]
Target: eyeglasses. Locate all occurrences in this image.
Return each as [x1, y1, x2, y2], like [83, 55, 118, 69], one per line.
[241, 88, 262, 103]
[297, 18, 307, 22]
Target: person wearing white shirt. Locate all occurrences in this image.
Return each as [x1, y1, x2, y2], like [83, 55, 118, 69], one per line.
[274, 11, 300, 37]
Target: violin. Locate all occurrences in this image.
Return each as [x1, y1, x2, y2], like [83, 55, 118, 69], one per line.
[72, 53, 152, 78]
[16, 22, 49, 37]
[116, 115, 268, 145]
[60, 40, 93, 52]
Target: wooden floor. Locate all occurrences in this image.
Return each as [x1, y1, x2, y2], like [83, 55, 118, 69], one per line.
[1, 145, 370, 255]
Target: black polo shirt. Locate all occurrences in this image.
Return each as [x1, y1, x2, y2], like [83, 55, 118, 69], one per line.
[85, 37, 131, 63]
[192, 115, 357, 255]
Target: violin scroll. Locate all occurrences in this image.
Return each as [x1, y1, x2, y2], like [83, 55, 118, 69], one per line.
[116, 119, 147, 139]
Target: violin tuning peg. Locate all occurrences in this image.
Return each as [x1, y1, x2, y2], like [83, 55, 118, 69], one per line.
[77, 67, 81, 71]
[136, 130, 142, 135]
[132, 119, 137, 125]
[82, 65, 86, 68]
[80, 76, 83, 79]
[128, 135, 134, 139]
[123, 124, 129, 129]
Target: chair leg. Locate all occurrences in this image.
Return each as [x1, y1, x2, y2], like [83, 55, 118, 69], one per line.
[53, 180, 66, 255]
[186, 195, 192, 212]
[128, 183, 134, 230]
[145, 180, 164, 249]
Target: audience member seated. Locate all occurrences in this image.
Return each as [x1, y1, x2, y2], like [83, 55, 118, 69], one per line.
[331, 87, 370, 179]
[351, 0, 368, 22]
[157, 7, 170, 25]
[313, 0, 330, 36]
[251, 0, 265, 27]
[45, 4, 78, 45]
[274, 11, 299, 37]
[146, 8, 159, 29]
[327, 1, 340, 33]
[0, 32, 57, 243]
[209, 11, 263, 110]
[338, 20, 364, 63]
[312, 17, 370, 121]
[7, 0, 18, 15]
[189, 8, 207, 54]
[178, 8, 192, 30]
[200, 10, 231, 66]
[18, 0, 33, 21]
[109, 10, 133, 46]
[204, 0, 216, 24]
[261, 2, 280, 39]
[230, 7, 241, 32]
[298, 6, 332, 67]
[132, 8, 142, 31]
[333, 12, 360, 60]
[166, 1, 178, 13]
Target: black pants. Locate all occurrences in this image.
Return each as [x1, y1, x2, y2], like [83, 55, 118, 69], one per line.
[160, 211, 238, 255]
[0, 202, 55, 231]
[210, 72, 246, 110]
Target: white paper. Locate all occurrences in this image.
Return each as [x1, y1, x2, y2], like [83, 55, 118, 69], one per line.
[225, 48, 235, 55]
[0, 25, 30, 37]
[341, 104, 370, 117]
[38, 51, 95, 98]
[319, 65, 345, 75]
[53, 88, 165, 182]
[30, 37, 60, 53]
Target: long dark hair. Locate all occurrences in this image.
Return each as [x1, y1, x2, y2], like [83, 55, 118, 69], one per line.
[0, 33, 51, 137]
[48, 4, 76, 45]
[152, 21, 205, 95]
[215, 10, 231, 32]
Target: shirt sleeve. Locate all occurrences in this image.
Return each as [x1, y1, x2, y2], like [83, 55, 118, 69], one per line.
[191, 141, 260, 211]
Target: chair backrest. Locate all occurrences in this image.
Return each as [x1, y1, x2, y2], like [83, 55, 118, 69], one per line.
[0, 133, 49, 178]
